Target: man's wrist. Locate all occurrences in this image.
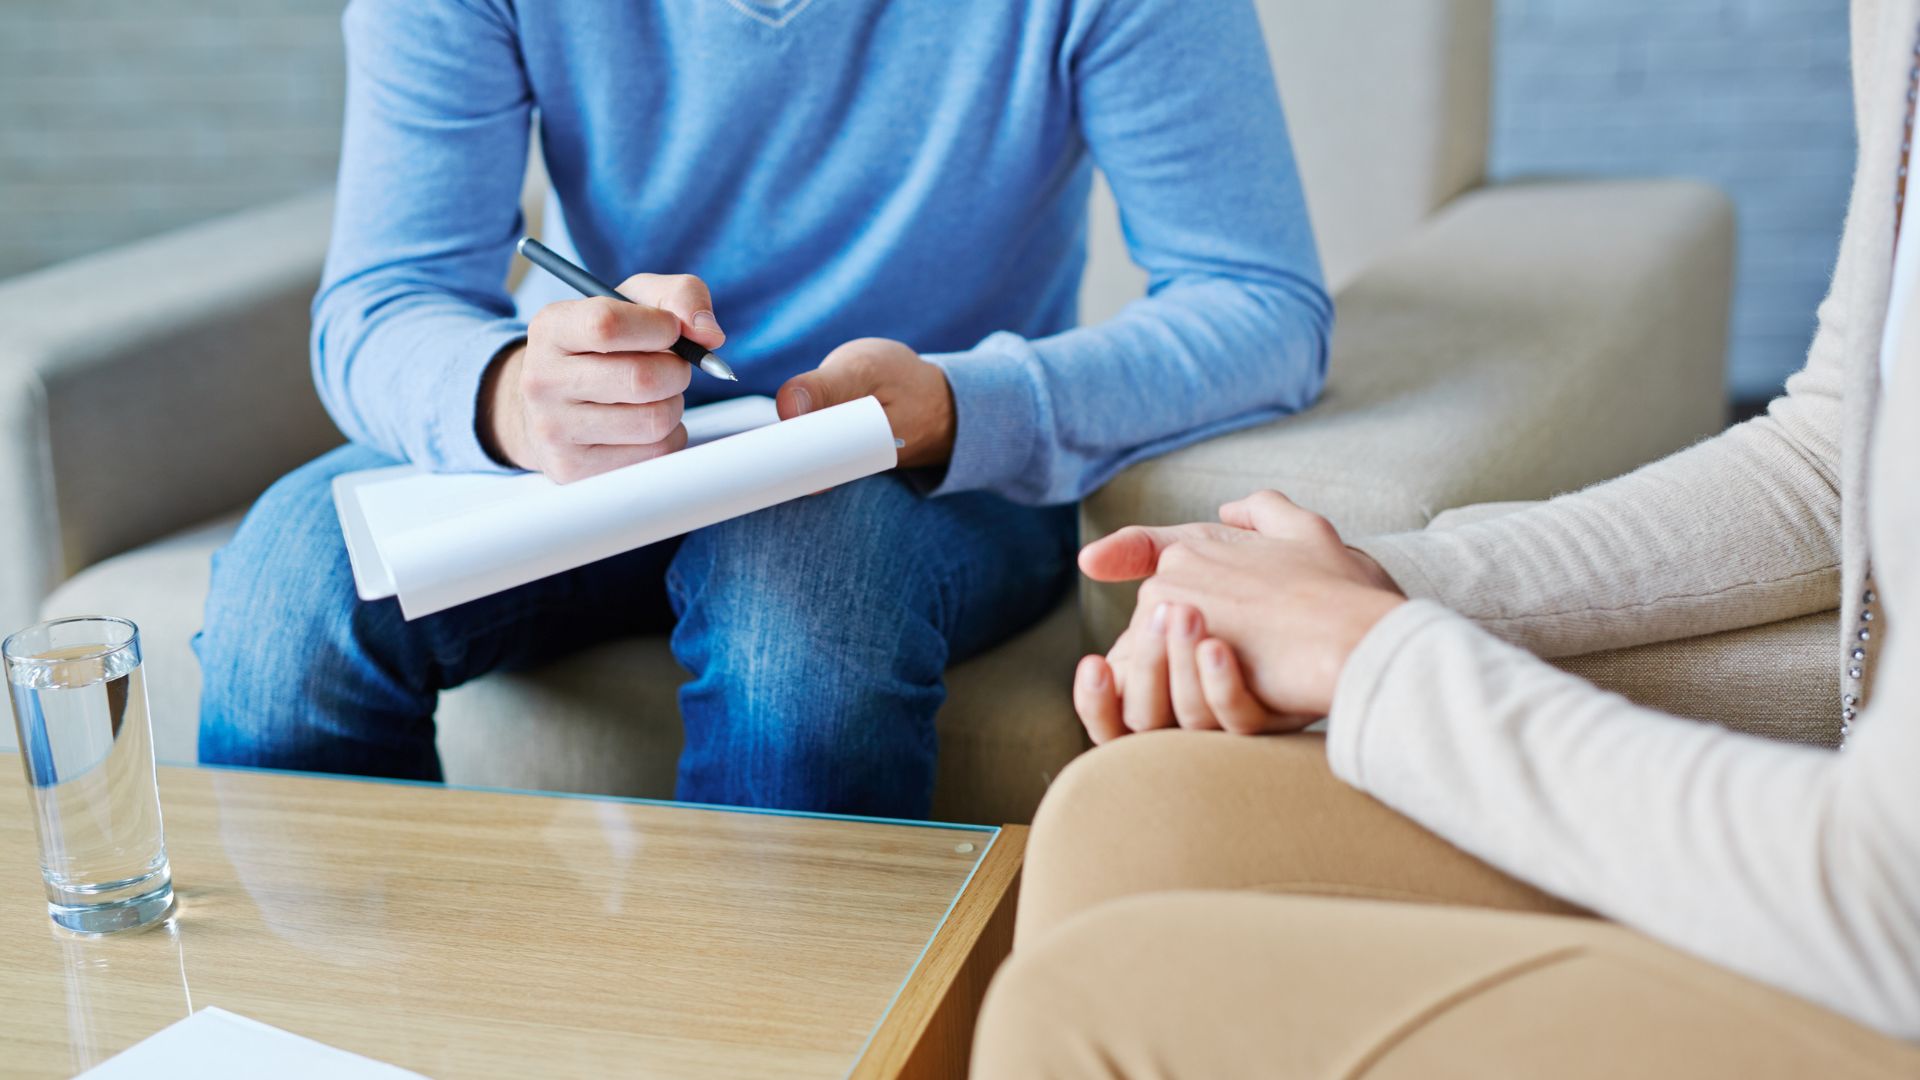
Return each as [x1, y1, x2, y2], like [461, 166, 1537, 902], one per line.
[915, 355, 959, 468]
[477, 341, 529, 469]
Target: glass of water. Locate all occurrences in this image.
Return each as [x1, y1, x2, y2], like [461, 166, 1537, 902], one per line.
[5, 616, 172, 934]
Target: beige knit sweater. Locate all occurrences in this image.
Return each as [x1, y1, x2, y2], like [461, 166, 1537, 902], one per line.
[1335, 0, 1920, 1041]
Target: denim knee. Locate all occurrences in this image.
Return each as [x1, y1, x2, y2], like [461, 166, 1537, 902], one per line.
[668, 477, 947, 813]
[195, 445, 433, 771]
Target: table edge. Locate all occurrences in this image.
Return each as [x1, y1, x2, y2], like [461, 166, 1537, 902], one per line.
[850, 824, 1028, 1080]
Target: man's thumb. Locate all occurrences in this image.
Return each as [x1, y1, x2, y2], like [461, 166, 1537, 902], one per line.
[776, 371, 840, 420]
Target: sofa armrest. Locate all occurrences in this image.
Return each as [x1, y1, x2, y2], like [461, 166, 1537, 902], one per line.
[1080, 177, 1734, 646]
[0, 191, 341, 631]
[1555, 612, 1840, 748]
[1379, 501, 1838, 747]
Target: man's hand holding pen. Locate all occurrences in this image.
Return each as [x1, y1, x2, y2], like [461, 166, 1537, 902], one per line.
[493, 241, 956, 483]
[480, 272, 719, 484]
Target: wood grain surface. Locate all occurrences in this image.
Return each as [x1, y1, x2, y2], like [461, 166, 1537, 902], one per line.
[0, 760, 1018, 1079]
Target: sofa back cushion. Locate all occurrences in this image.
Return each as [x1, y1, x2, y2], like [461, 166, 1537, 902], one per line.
[1079, 0, 1494, 321]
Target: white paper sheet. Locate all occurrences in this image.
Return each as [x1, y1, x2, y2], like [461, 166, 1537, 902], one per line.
[333, 395, 898, 619]
[79, 1007, 424, 1079]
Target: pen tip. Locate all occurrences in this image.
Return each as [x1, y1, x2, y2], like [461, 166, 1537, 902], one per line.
[702, 354, 739, 382]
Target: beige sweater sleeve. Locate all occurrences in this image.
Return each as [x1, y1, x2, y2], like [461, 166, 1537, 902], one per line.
[1328, 600, 1920, 1040]
[1352, 223, 1857, 658]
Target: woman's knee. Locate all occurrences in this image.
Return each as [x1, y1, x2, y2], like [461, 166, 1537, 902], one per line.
[981, 893, 1279, 1079]
[1020, 731, 1575, 942]
[1018, 732, 1340, 942]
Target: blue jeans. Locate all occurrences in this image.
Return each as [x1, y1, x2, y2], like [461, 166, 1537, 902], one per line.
[195, 445, 1074, 818]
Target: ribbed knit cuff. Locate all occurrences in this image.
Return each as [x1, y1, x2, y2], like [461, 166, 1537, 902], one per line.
[1326, 599, 1455, 788]
[923, 333, 1043, 499]
[426, 323, 528, 474]
[1351, 534, 1445, 603]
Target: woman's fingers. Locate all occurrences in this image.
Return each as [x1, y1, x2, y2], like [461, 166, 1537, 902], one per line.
[1074, 655, 1126, 744]
[1165, 605, 1219, 730]
[1105, 628, 1134, 696]
[1197, 638, 1274, 735]
[1122, 604, 1175, 733]
[1219, 489, 1337, 545]
[1077, 526, 1178, 582]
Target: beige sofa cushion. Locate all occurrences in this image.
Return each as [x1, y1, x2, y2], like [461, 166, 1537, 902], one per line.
[1079, 0, 1494, 327]
[1555, 613, 1840, 748]
[1080, 179, 1735, 648]
[1430, 502, 1841, 747]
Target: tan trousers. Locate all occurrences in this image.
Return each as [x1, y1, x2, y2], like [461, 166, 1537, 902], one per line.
[973, 732, 1920, 1079]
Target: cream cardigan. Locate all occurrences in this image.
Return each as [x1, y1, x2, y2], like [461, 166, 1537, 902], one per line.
[1334, 0, 1920, 1041]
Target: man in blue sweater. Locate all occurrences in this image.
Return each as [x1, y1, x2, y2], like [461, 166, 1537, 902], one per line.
[195, 0, 1330, 817]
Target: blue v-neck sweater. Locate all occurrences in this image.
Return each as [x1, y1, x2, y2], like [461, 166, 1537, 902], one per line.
[314, 0, 1330, 504]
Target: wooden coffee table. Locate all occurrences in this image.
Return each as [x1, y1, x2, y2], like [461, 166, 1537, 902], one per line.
[0, 759, 1024, 1078]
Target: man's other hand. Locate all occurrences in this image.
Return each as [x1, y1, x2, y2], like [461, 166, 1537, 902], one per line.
[482, 274, 725, 484]
[775, 338, 956, 469]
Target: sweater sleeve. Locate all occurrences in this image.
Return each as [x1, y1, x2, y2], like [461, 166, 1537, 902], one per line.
[925, 0, 1331, 505]
[1328, 600, 1920, 1040]
[1351, 282, 1847, 657]
[310, 0, 534, 473]
[1348, 126, 1877, 657]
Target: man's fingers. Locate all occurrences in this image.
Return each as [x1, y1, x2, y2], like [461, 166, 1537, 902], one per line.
[1165, 605, 1219, 730]
[1074, 655, 1127, 745]
[542, 423, 690, 484]
[1197, 638, 1274, 735]
[534, 296, 688, 355]
[541, 351, 692, 405]
[775, 369, 844, 420]
[1122, 604, 1175, 733]
[616, 273, 724, 349]
[1078, 526, 1182, 582]
[561, 399, 685, 446]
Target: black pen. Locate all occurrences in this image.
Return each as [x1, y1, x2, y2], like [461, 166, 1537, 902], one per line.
[516, 237, 738, 382]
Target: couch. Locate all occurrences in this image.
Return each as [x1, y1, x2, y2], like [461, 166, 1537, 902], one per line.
[0, 0, 1758, 824]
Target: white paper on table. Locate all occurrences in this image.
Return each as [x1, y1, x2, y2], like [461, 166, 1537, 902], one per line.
[332, 395, 899, 620]
[79, 1007, 425, 1079]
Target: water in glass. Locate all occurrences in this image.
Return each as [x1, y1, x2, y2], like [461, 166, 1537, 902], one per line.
[6, 618, 172, 933]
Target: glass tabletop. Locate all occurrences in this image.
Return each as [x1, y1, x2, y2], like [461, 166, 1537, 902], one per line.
[0, 753, 998, 1078]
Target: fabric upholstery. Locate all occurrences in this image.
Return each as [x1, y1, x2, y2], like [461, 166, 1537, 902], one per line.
[1081, 178, 1735, 648]
[0, 192, 339, 634]
[1430, 501, 1840, 746]
[1554, 614, 1840, 748]
[1078, 0, 1494, 324]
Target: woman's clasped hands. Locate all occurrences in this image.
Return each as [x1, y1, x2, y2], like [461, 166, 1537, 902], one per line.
[1073, 490, 1407, 743]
